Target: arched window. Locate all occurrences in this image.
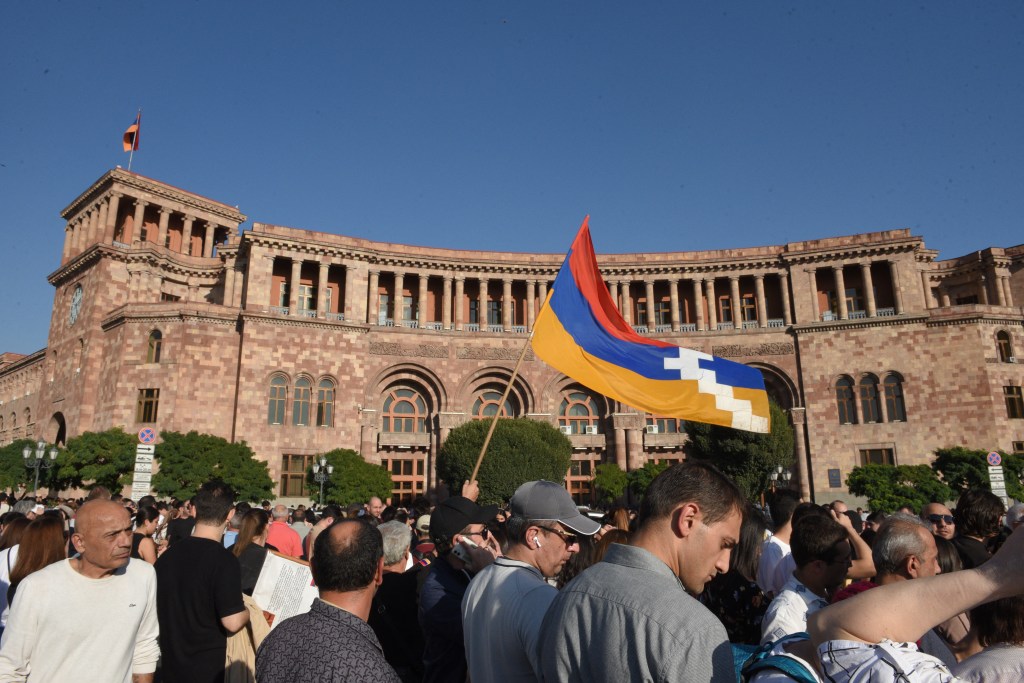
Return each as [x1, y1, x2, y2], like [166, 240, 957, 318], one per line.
[859, 374, 882, 424]
[559, 389, 601, 434]
[472, 385, 517, 420]
[10, 413, 16, 429]
[835, 376, 857, 425]
[267, 375, 288, 425]
[293, 377, 312, 426]
[147, 330, 162, 363]
[316, 379, 335, 427]
[997, 331, 1015, 363]
[883, 374, 907, 422]
[382, 387, 428, 433]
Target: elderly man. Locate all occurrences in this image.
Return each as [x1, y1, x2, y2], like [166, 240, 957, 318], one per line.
[921, 502, 956, 540]
[0, 500, 160, 682]
[539, 462, 743, 682]
[462, 480, 600, 682]
[266, 503, 303, 558]
[256, 520, 400, 682]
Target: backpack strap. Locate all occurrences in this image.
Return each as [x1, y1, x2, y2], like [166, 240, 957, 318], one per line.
[742, 633, 819, 683]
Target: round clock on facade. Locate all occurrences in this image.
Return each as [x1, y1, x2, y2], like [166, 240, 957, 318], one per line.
[68, 285, 83, 325]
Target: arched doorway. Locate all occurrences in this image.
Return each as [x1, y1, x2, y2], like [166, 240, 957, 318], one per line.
[48, 412, 67, 446]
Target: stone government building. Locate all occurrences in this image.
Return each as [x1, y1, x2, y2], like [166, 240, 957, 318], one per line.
[1, 168, 1022, 504]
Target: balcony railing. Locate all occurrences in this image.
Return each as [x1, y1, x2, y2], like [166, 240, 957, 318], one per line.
[326, 312, 345, 321]
[679, 323, 697, 332]
[403, 320, 419, 328]
[849, 310, 868, 320]
[632, 325, 649, 334]
[654, 324, 672, 333]
[112, 240, 131, 249]
[510, 325, 527, 334]
[382, 318, 395, 327]
[717, 322, 733, 330]
[821, 311, 837, 322]
[767, 318, 786, 328]
[465, 323, 480, 332]
[742, 320, 759, 329]
[487, 325, 503, 333]
[300, 309, 317, 318]
[425, 322, 443, 330]
[877, 307, 896, 317]
[269, 306, 289, 315]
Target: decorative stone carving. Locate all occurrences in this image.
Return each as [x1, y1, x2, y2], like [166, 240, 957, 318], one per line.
[712, 342, 795, 357]
[369, 342, 449, 358]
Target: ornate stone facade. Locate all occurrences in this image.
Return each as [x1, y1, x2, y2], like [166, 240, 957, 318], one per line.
[2, 169, 1022, 504]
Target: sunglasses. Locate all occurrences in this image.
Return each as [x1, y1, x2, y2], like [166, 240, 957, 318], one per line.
[464, 528, 491, 541]
[541, 526, 579, 547]
[927, 514, 954, 525]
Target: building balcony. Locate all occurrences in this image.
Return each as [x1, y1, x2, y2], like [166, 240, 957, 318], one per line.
[877, 307, 896, 317]
[326, 312, 345, 321]
[768, 318, 786, 328]
[717, 322, 733, 330]
[633, 325, 649, 333]
[465, 323, 480, 332]
[680, 323, 697, 332]
[425, 322, 443, 330]
[378, 432, 432, 448]
[742, 320, 759, 329]
[269, 306, 289, 315]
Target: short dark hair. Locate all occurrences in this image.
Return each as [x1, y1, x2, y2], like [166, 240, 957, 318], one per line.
[311, 520, 382, 592]
[638, 461, 743, 527]
[791, 515, 848, 567]
[192, 479, 236, 525]
[790, 502, 828, 530]
[767, 489, 801, 530]
[972, 596, 1024, 647]
[732, 501, 768, 581]
[955, 489, 1005, 538]
[320, 504, 343, 521]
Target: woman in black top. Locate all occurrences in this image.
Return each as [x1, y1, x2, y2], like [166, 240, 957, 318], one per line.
[131, 506, 159, 564]
[230, 508, 270, 595]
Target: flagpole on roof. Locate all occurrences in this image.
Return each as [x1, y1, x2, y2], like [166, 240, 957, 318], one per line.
[469, 327, 538, 484]
[127, 109, 141, 171]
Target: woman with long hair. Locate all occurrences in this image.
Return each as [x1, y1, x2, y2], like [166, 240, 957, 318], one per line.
[231, 509, 270, 596]
[7, 516, 66, 607]
[131, 506, 160, 565]
[0, 516, 32, 637]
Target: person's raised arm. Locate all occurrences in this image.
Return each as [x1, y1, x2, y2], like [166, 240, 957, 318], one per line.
[810, 524, 1024, 646]
[831, 510, 875, 580]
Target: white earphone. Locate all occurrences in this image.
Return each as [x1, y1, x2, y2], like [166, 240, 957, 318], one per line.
[534, 537, 542, 549]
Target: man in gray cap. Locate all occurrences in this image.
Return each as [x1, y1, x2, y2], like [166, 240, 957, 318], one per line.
[461, 480, 599, 683]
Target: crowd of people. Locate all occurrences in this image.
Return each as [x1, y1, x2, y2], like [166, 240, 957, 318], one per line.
[0, 464, 1022, 682]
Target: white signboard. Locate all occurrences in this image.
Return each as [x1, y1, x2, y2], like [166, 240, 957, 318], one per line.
[131, 442, 156, 502]
[252, 551, 319, 630]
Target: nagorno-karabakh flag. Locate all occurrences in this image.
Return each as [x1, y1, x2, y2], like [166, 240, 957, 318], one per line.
[531, 218, 770, 433]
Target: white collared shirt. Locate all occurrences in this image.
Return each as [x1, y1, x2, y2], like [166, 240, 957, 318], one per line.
[761, 574, 829, 644]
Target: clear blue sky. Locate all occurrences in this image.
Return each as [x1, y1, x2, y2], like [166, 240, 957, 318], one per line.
[2, 2, 1022, 354]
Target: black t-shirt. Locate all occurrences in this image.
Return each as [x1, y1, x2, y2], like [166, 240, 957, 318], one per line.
[156, 536, 245, 683]
[166, 517, 196, 546]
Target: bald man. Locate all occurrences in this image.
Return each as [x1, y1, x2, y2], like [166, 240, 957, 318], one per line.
[0, 500, 160, 682]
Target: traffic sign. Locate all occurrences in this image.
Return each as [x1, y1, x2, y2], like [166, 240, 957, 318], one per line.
[987, 451, 1002, 466]
[138, 428, 157, 444]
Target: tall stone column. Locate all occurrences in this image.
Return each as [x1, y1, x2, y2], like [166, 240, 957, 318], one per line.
[181, 216, 195, 255]
[62, 225, 73, 262]
[755, 275, 767, 327]
[979, 276, 989, 305]
[1002, 276, 1014, 306]
[502, 278, 513, 330]
[693, 278, 705, 331]
[317, 262, 330, 317]
[609, 281, 620, 311]
[644, 280, 656, 330]
[890, 261, 904, 314]
[203, 222, 216, 258]
[262, 255, 276, 308]
[70, 217, 83, 253]
[478, 277, 489, 328]
[626, 427, 644, 471]
[103, 193, 121, 243]
[157, 209, 171, 249]
[780, 273, 793, 325]
[454, 276, 465, 330]
[730, 276, 742, 329]
[442, 275, 453, 329]
[808, 269, 820, 321]
[289, 258, 302, 315]
[526, 279, 536, 330]
[87, 206, 99, 245]
[861, 262, 876, 316]
[669, 278, 681, 332]
[393, 272, 405, 325]
[128, 200, 146, 244]
[367, 270, 379, 324]
[993, 269, 1006, 306]
[789, 408, 811, 501]
[705, 278, 718, 329]
[614, 427, 628, 470]
[538, 281, 548, 308]
[621, 281, 633, 325]
[833, 266, 848, 319]
[940, 287, 951, 307]
[920, 270, 932, 309]
[96, 201, 109, 243]
[418, 274, 429, 327]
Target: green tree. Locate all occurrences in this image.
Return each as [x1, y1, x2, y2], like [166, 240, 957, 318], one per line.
[685, 401, 794, 499]
[152, 431, 274, 502]
[626, 460, 670, 499]
[846, 464, 954, 513]
[437, 418, 573, 506]
[305, 449, 393, 506]
[48, 428, 135, 493]
[0, 439, 37, 492]
[592, 463, 628, 505]
[931, 447, 1024, 501]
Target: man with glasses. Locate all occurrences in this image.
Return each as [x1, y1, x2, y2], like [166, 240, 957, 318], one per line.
[921, 502, 956, 540]
[418, 493, 500, 683]
[462, 480, 599, 683]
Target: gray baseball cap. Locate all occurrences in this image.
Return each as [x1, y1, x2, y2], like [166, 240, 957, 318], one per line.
[510, 480, 601, 536]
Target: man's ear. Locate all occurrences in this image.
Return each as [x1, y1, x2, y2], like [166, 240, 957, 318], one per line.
[672, 502, 701, 539]
[71, 531, 86, 555]
[225, 507, 236, 525]
[904, 554, 919, 579]
[375, 557, 385, 587]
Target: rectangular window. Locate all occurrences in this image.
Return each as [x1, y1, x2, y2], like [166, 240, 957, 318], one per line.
[278, 282, 289, 308]
[634, 302, 648, 327]
[378, 294, 391, 325]
[137, 388, 160, 423]
[860, 448, 895, 466]
[1005, 386, 1024, 419]
[718, 296, 733, 323]
[845, 287, 864, 314]
[487, 301, 501, 326]
[469, 299, 479, 324]
[281, 454, 314, 497]
[298, 284, 314, 312]
[403, 295, 416, 323]
[655, 300, 672, 326]
[160, 292, 181, 302]
[1013, 441, 1024, 454]
[740, 295, 757, 322]
[955, 294, 979, 305]
[646, 417, 684, 433]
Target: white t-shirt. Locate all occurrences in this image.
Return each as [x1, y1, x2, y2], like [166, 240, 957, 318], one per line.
[0, 545, 19, 627]
[761, 575, 829, 644]
[819, 639, 959, 683]
[953, 642, 1024, 682]
[758, 535, 795, 596]
[0, 558, 160, 683]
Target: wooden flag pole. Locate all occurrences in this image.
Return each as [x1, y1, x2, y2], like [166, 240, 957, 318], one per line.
[469, 328, 536, 484]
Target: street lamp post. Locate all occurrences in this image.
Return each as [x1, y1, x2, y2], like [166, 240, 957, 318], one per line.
[312, 456, 334, 506]
[23, 440, 58, 497]
[769, 465, 785, 493]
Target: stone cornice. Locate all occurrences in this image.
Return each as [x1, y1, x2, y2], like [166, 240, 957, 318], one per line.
[241, 311, 370, 334]
[100, 303, 241, 332]
[0, 349, 46, 380]
[49, 243, 227, 285]
[792, 313, 929, 334]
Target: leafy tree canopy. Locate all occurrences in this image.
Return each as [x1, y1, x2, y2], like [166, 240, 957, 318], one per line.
[846, 463, 954, 513]
[50, 428, 135, 493]
[0, 439, 38, 492]
[592, 463, 628, 506]
[305, 449, 393, 506]
[437, 418, 572, 506]
[685, 401, 794, 499]
[931, 447, 1024, 501]
[152, 431, 274, 502]
[626, 460, 670, 499]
